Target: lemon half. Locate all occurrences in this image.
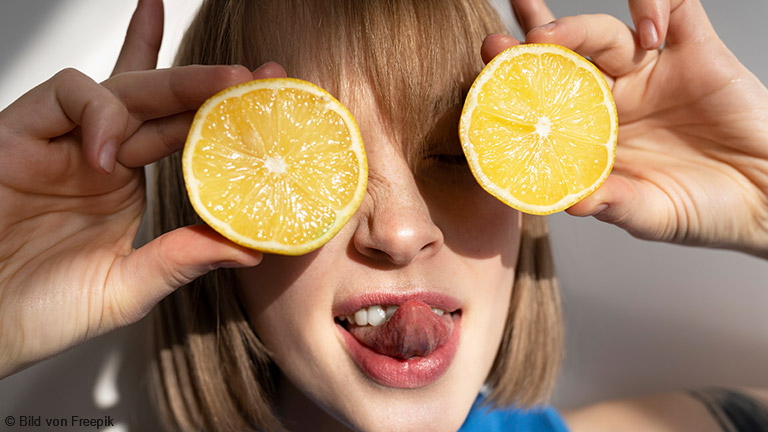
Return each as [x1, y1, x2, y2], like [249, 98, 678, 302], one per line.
[183, 78, 367, 255]
[460, 43, 617, 215]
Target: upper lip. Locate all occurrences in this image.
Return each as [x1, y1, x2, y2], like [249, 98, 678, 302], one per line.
[332, 290, 462, 318]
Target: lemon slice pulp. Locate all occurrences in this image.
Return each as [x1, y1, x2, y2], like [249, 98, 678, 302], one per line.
[183, 78, 367, 255]
[460, 43, 617, 215]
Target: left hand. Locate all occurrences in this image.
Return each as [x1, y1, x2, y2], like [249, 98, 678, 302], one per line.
[485, 0, 768, 258]
[0, 0, 284, 378]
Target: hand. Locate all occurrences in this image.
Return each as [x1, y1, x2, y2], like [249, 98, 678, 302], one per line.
[0, 0, 285, 378]
[484, 0, 768, 258]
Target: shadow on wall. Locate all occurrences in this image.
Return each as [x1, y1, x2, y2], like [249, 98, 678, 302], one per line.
[1, 317, 161, 432]
[547, 212, 768, 409]
[0, 1, 67, 83]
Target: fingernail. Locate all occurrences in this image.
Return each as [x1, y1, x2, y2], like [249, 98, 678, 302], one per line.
[530, 21, 556, 33]
[590, 203, 609, 216]
[216, 252, 262, 268]
[252, 61, 278, 74]
[252, 62, 287, 79]
[639, 19, 658, 49]
[216, 258, 262, 269]
[499, 34, 517, 45]
[99, 139, 118, 174]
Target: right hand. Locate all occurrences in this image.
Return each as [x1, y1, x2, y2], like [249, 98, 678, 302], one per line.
[487, 0, 768, 258]
[0, 0, 284, 378]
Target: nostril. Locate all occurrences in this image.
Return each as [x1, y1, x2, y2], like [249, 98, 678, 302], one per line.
[353, 217, 444, 266]
[350, 176, 445, 266]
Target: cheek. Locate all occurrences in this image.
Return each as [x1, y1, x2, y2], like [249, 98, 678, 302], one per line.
[423, 173, 521, 265]
[235, 252, 329, 355]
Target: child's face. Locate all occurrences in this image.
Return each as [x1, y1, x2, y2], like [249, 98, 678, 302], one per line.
[237, 87, 522, 430]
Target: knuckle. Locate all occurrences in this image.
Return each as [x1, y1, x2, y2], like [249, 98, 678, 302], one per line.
[156, 118, 184, 154]
[54, 67, 80, 80]
[155, 232, 197, 288]
[86, 95, 128, 129]
[53, 67, 90, 85]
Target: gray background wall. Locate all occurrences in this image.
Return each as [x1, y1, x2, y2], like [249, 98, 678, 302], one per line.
[0, 1, 766, 430]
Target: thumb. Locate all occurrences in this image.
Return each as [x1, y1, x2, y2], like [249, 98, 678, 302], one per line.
[481, 33, 522, 65]
[566, 174, 676, 242]
[112, 225, 262, 320]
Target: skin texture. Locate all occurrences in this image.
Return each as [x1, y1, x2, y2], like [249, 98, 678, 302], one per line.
[1, 0, 768, 430]
[237, 89, 522, 431]
[486, 0, 768, 258]
[0, 0, 282, 378]
[563, 388, 768, 432]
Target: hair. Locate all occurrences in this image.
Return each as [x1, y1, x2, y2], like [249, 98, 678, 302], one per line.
[149, 0, 563, 431]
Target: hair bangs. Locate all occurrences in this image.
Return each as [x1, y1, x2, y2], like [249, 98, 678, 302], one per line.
[157, 2, 562, 430]
[351, 0, 503, 169]
[180, 0, 505, 171]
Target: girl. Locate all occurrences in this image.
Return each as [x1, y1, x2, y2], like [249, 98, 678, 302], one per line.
[1, 0, 767, 430]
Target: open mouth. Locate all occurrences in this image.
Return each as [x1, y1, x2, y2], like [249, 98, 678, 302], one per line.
[336, 303, 453, 327]
[334, 295, 462, 388]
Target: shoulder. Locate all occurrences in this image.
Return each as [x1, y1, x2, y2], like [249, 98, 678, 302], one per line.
[562, 387, 768, 432]
[460, 396, 569, 432]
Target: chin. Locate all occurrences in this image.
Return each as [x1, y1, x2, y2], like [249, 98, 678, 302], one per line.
[316, 327, 493, 432]
[326, 374, 481, 432]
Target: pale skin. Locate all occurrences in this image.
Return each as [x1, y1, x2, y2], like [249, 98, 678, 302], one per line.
[0, 0, 284, 378]
[486, 0, 768, 257]
[0, 0, 767, 430]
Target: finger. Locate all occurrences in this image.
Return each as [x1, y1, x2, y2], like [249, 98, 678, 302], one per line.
[105, 65, 253, 121]
[481, 34, 523, 64]
[251, 61, 287, 80]
[511, 0, 556, 34]
[111, 225, 263, 322]
[628, 0, 669, 50]
[665, 0, 717, 47]
[115, 62, 288, 167]
[112, 0, 164, 75]
[565, 174, 674, 241]
[117, 111, 193, 168]
[1, 68, 129, 174]
[526, 14, 655, 78]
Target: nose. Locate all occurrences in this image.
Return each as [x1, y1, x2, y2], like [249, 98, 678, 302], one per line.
[352, 176, 444, 267]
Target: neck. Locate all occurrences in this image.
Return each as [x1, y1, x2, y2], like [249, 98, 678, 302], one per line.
[275, 372, 354, 432]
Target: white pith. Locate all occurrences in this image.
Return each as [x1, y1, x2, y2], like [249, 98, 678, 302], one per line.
[263, 155, 287, 174]
[535, 115, 551, 139]
[458, 43, 618, 216]
[339, 305, 447, 327]
[182, 78, 368, 255]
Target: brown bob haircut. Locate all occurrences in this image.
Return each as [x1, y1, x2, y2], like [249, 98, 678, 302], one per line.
[150, 0, 563, 430]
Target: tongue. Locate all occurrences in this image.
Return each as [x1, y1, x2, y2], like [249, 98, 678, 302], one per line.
[348, 300, 453, 359]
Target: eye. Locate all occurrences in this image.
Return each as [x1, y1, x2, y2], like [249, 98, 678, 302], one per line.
[425, 152, 468, 166]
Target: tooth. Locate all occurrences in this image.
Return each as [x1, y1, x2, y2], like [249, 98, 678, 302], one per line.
[354, 308, 368, 326]
[385, 305, 398, 320]
[346, 315, 354, 323]
[431, 307, 445, 316]
[367, 305, 386, 326]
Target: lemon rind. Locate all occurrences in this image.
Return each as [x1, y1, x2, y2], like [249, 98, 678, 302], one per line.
[182, 78, 368, 255]
[459, 43, 618, 216]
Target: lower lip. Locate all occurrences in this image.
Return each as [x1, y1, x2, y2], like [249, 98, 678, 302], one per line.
[337, 313, 461, 389]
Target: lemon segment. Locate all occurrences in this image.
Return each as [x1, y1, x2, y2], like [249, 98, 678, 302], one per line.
[183, 78, 367, 255]
[460, 44, 617, 215]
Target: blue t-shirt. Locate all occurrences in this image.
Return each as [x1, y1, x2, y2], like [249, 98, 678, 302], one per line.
[459, 395, 569, 432]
